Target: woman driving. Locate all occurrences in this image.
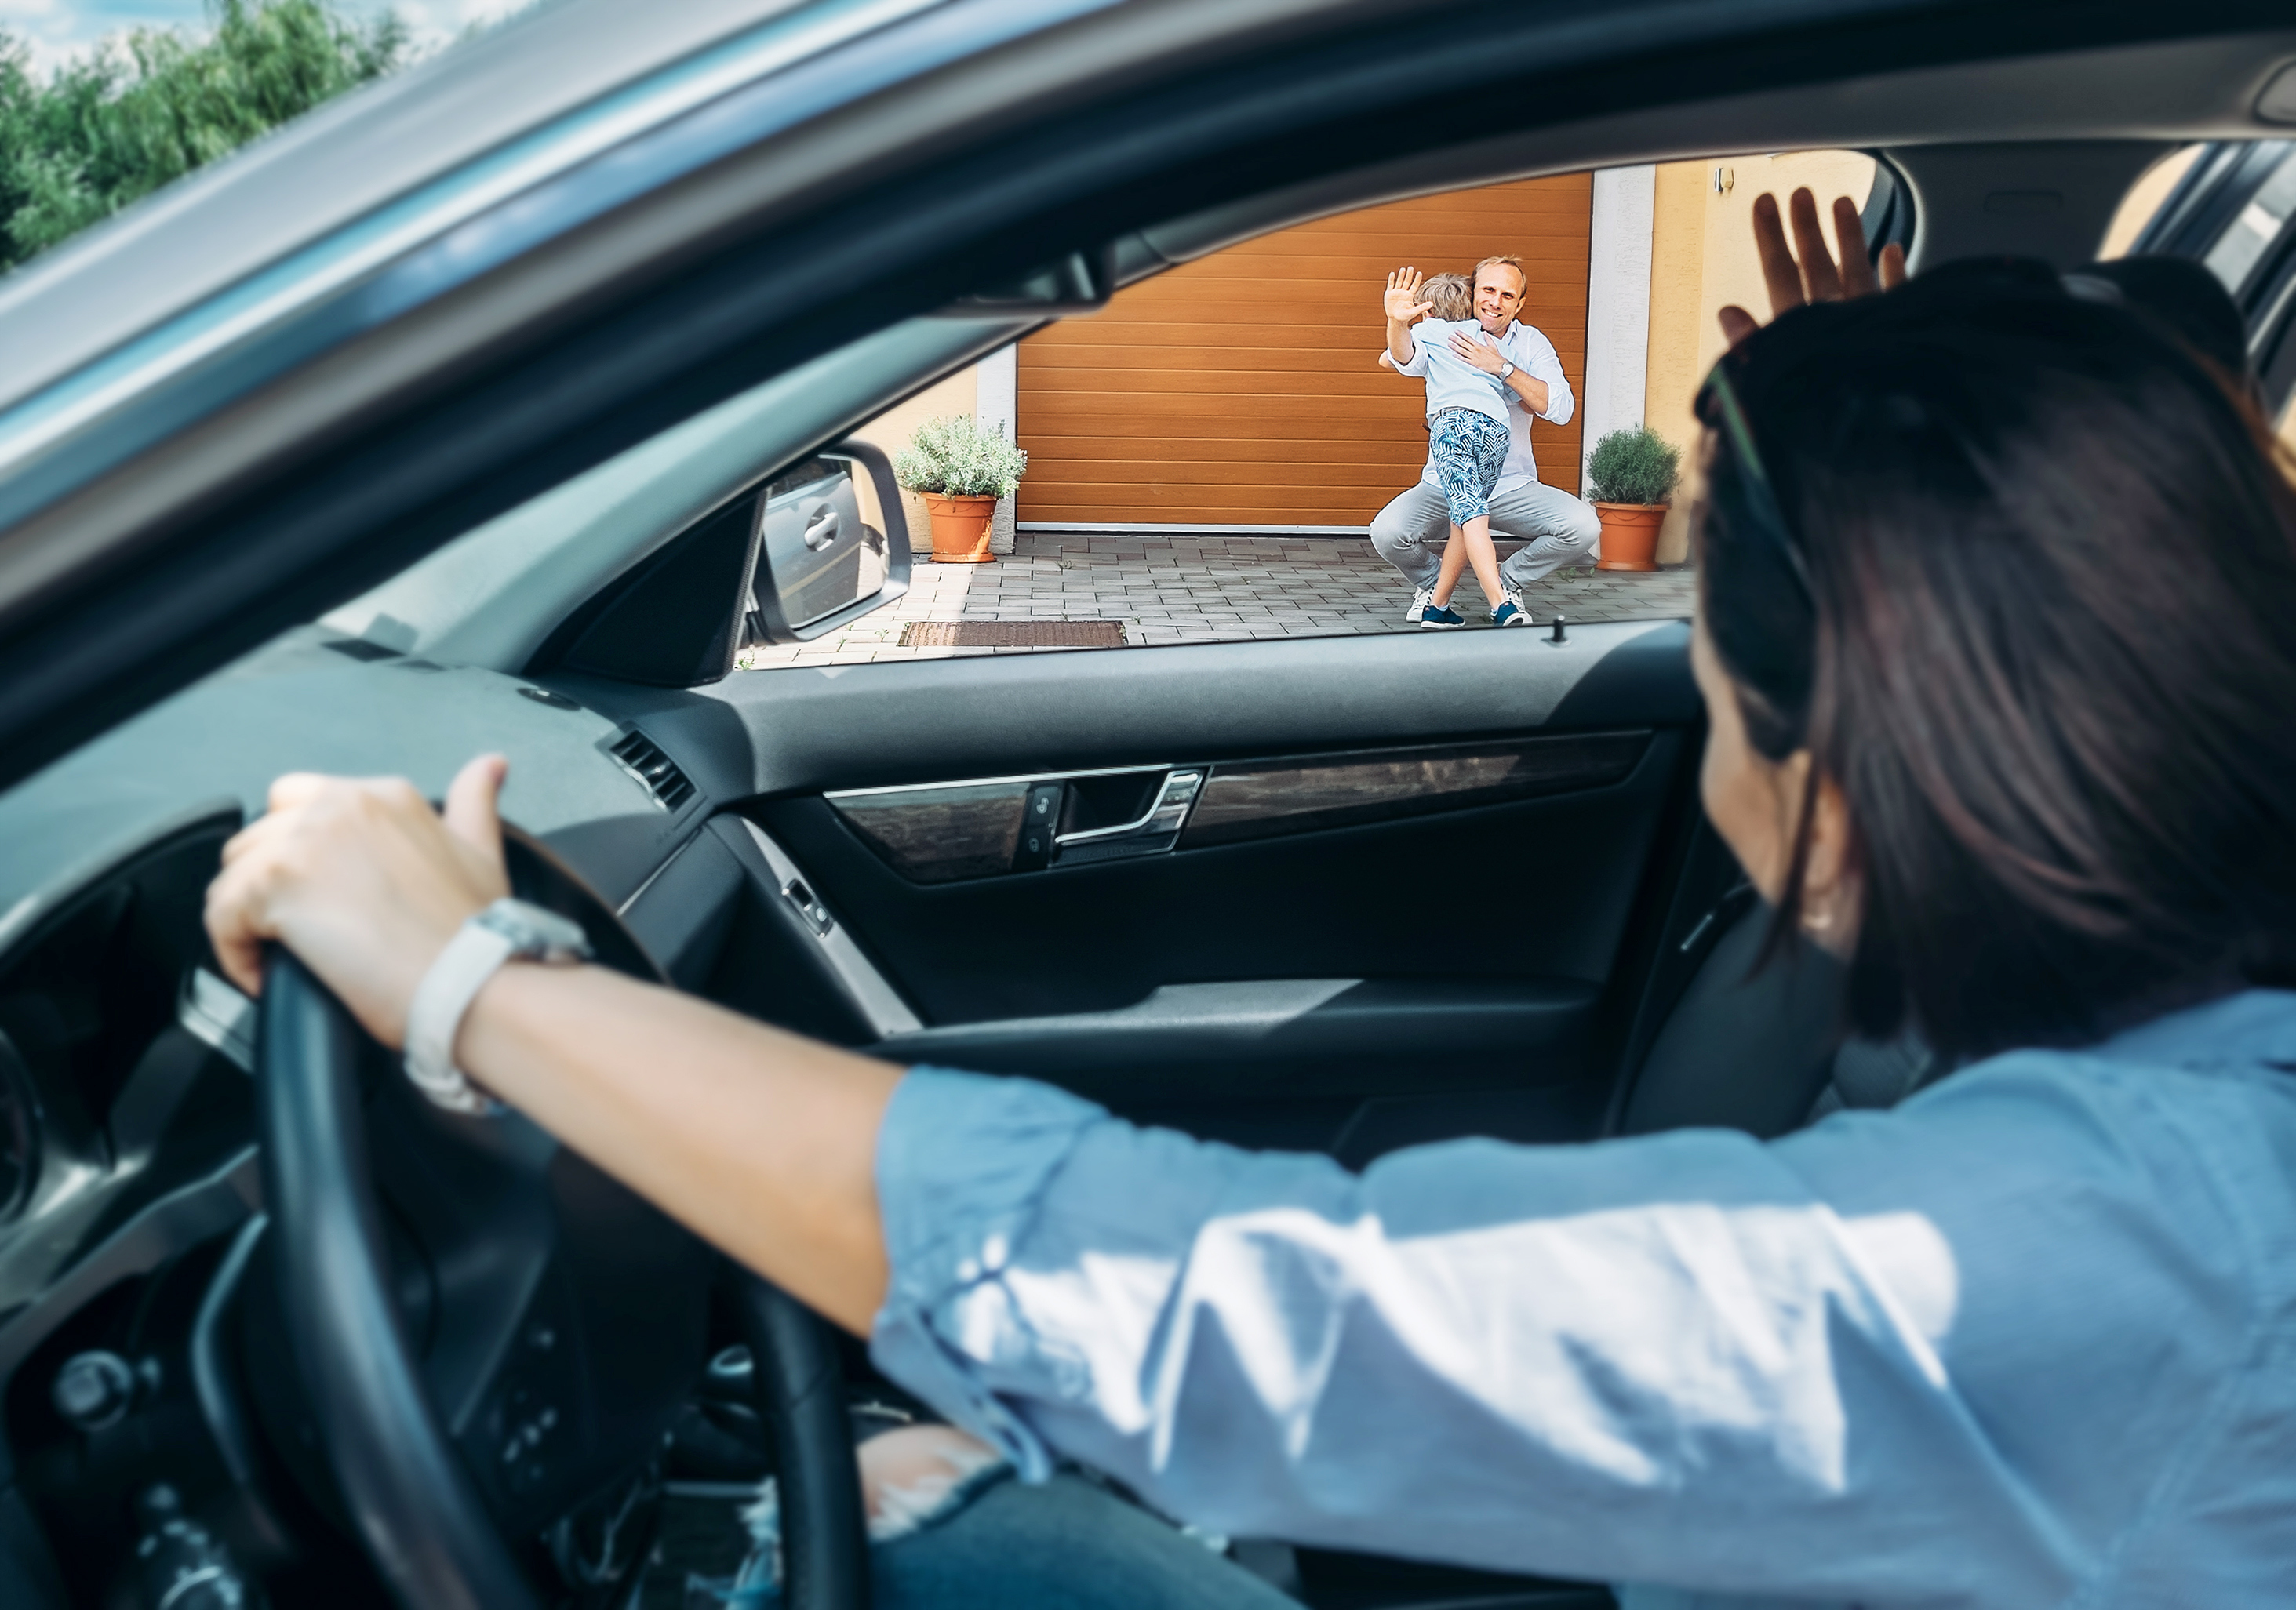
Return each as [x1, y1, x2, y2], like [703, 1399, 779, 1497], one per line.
[204, 197, 2296, 1607]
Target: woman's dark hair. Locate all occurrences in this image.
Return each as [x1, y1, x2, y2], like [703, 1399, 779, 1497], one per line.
[1697, 260, 2296, 1062]
[2066, 255, 2256, 398]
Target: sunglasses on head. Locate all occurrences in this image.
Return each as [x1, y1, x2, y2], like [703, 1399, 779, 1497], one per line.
[1694, 356, 1814, 605]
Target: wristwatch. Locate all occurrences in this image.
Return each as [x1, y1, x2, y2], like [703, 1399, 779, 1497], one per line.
[1498, 359, 1516, 380]
[404, 898, 593, 1114]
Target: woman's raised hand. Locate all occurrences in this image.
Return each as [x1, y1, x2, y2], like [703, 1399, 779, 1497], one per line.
[1717, 187, 1907, 347]
[1384, 267, 1435, 323]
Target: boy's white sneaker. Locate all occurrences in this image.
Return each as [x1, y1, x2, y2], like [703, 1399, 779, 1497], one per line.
[1406, 587, 1436, 626]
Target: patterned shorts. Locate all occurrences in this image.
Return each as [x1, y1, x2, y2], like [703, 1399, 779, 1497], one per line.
[1428, 407, 1509, 526]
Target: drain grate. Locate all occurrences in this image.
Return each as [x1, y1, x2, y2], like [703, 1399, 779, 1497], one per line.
[899, 620, 1126, 649]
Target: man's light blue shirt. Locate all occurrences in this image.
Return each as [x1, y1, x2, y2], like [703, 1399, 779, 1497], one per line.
[1392, 318, 1574, 495]
[869, 990, 2296, 1608]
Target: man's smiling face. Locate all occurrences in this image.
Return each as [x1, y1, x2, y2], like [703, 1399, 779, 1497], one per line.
[1475, 263, 1525, 333]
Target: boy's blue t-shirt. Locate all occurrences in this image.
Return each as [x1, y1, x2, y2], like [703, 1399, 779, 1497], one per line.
[1411, 318, 1511, 424]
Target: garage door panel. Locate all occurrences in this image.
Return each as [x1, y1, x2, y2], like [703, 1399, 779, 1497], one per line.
[1019, 485, 1436, 524]
[1025, 344, 1487, 372]
[1025, 369, 1477, 397]
[1031, 324, 1584, 354]
[1020, 174, 1591, 525]
[1028, 463, 1430, 489]
[1024, 395, 1432, 424]
[1130, 249, 1593, 282]
[1021, 434, 1432, 460]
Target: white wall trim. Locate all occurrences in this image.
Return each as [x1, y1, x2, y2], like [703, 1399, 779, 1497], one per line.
[978, 343, 1019, 553]
[976, 343, 1017, 438]
[1582, 165, 1656, 462]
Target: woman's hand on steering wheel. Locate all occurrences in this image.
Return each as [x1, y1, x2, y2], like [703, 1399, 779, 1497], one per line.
[206, 754, 512, 1046]
[1717, 186, 1908, 348]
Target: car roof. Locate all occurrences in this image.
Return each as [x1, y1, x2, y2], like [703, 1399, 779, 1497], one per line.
[2, 0, 2293, 792]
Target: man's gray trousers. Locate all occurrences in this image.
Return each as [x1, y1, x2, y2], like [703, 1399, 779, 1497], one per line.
[1369, 480, 1603, 591]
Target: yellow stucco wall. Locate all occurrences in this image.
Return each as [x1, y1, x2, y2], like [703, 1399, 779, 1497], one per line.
[1643, 151, 1876, 562]
[842, 367, 980, 551]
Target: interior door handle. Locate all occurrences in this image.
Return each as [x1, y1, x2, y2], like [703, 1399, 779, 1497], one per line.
[801, 504, 841, 550]
[1053, 769, 1203, 848]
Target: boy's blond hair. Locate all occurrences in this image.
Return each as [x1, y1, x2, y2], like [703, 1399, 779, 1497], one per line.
[1421, 272, 1472, 322]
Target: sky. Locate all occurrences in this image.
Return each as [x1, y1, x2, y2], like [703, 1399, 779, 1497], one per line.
[0, 0, 531, 72]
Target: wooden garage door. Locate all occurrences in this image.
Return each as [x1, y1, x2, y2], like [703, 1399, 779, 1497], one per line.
[1017, 174, 1591, 529]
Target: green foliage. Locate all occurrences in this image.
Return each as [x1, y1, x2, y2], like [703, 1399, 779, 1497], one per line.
[1584, 424, 1682, 507]
[0, 0, 407, 274]
[893, 413, 1028, 498]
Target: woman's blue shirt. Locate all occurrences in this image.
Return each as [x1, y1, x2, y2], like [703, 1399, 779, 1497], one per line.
[868, 989, 2296, 1608]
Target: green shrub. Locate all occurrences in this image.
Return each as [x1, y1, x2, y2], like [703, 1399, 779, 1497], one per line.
[0, 0, 407, 274]
[1584, 425, 1682, 506]
[893, 414, 1028, 498]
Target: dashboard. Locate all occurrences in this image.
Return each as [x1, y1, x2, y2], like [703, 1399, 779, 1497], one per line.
[0, 625, 775, 1608]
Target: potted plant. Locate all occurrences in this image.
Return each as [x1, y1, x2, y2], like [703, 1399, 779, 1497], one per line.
[1584, 425, 1682, 572]
[893, 414, 1029, 564]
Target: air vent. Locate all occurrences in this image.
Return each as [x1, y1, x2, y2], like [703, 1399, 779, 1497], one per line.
[607, 729, 697, 812]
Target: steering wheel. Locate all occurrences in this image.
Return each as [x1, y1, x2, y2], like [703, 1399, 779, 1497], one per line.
[252, 830, 868, 1609]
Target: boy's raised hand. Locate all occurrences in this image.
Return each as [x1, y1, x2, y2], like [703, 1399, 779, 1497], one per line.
[1384, 267, 1435, 323]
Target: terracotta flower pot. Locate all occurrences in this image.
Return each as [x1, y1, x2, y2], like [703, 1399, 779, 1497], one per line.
[925, 492, 998, 563]
[1594, 502, 1667, 572]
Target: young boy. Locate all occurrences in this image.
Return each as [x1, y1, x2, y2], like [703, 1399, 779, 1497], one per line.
[1399, 273, 1526, 629]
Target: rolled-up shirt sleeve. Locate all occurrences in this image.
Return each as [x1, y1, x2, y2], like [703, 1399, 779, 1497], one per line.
[865, 1064, 2130, 1601]
[1512, 323, 1573, 425]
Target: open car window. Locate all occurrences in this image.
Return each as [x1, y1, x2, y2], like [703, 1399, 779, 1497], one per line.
[739, 151, 1882, 671]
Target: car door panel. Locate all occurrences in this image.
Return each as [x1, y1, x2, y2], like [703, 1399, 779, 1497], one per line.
[753, 733, 1683, 1027]
[595, 622, 1716, 1168]
[877, 976, 1600, 1105]
[650, 620, 1697, 799]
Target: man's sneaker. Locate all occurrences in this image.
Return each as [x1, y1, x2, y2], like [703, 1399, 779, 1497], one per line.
[1494, 591, 1533, 627]
[1417, 603, 1465, 631]
[1406, 587, 1436, 626]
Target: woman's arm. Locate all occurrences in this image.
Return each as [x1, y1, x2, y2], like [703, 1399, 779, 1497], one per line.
[204, 757, 901, 1332]
[868, 1065, 2116, 1600]
[462, 964, 897, 1331]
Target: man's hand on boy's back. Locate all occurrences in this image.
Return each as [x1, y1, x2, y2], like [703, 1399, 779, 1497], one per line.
[1447, 328, 1505, 373]
[1446, 325, 1551, 417]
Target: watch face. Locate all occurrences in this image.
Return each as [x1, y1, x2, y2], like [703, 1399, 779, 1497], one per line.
[479, 899, 591, 959]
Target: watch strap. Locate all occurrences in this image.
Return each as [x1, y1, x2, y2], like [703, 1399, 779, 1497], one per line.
[403, 898, 592, 1114]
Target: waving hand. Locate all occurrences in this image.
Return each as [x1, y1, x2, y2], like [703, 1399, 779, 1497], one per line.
[1717, 187, 1906, 347]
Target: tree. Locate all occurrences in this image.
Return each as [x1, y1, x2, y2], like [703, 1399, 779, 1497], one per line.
[0, 0, 407, 274]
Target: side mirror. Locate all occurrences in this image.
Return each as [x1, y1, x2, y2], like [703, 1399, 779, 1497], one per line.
[744, 439, 911, 645]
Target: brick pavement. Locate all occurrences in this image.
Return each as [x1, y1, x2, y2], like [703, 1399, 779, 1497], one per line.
[737, 532, 1696, 669]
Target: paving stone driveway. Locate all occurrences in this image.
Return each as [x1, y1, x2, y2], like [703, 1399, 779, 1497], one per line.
[738, 532, 1697, 669]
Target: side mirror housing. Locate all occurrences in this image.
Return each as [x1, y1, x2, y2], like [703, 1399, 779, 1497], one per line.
[744, 439, 911, 646]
